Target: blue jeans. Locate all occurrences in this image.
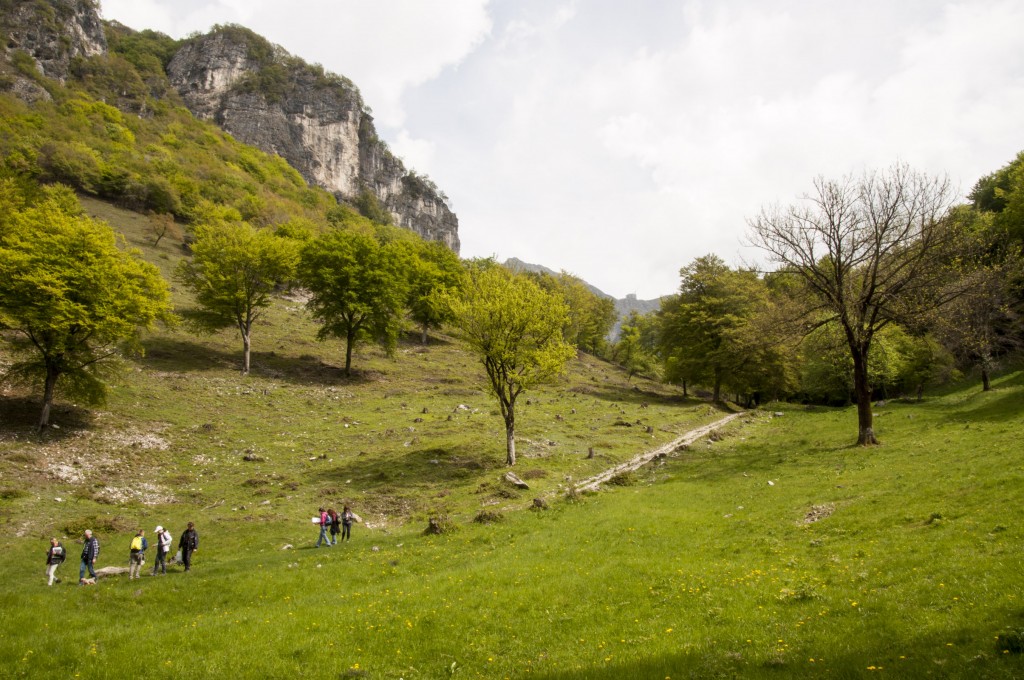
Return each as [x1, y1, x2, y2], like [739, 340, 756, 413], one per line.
[316, 524, 330, 547]
[79, 559, 96, 580]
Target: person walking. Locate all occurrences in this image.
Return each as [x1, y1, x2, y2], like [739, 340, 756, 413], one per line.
[128, 529, 148, 580]
[315, 507, 331, 548]
[327, 507, 340, 545]
[152, 526, 172, 575]
[178, 522, 199, 572]
[341, 505, 354, 542]
[45, 537, 66, 586]
[79, 529, 99, 584]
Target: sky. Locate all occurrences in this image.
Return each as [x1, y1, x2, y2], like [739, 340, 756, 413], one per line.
[99, 0, 1024, 299]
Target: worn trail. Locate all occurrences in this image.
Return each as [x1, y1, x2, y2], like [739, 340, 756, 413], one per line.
[574, 411, 745, 492]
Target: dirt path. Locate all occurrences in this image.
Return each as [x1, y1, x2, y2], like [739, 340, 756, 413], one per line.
[573, 411, 745, 492]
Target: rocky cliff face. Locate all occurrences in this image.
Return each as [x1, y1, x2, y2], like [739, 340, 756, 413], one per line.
[1, 0, 105, 83]
[167, 28, 459, 252]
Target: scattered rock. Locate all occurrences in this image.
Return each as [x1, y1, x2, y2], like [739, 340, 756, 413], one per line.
[532, 498, 548, 510]
[773, 412, 784, 417]
[281, 544, 293, 550]
[503, 472, 530, 489]
[802, 503, 835, 524]
[95, 566, 129, 578]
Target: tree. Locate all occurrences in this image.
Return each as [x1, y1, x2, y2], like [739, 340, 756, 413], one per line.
[749, 164, 961, 444]
[446, 265, 575, 465]
[176, 221, 299, 374]
[0, 184, 174, 430]
[299, 230, 410, 376]
[658, 255, 780, 403]
[146, 212, 182, 247]
[613, 311, 659, 381]
[531, 272, 617, 355]
[404, 240, 465, 344]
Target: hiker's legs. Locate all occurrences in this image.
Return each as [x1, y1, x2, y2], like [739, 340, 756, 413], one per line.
[46, 563, 58, 585]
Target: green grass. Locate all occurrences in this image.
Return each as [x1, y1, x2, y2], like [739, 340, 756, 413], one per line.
[1, 198, 1023, 678]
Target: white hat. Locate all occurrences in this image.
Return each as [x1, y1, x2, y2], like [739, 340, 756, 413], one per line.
[155, 526, 163, 532]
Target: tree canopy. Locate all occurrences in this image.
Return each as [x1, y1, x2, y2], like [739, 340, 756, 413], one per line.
[298, 229, 411, 376]
[446, 264, 575, 465]
[0, 182, 174, 429]
[176, 220, 299, 374]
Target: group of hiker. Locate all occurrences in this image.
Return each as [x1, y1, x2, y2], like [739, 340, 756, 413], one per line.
[44, 506, 359, 585]
[315, 506, 355, 547]
[44, 521, 199, 586]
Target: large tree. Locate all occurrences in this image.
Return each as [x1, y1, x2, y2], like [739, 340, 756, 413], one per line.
[748, 164, 961, 445]
[446, 264, 575, 466]
[299, 230, 410, 376]
[403, 240, 465, 344]
[658, 255, 784, 403]
[0, 184, 174, 430]
[176, 221, 299, 374]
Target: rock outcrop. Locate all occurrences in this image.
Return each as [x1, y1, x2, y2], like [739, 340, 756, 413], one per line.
[167, 28, 459, 251]
[1, 6, 459, 251]
[1, 0, 106, 83]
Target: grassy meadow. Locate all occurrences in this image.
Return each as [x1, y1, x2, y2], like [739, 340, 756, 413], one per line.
[0, 199, 1022, 678]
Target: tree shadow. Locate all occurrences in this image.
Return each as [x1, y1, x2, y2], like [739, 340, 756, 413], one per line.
[0, 395, 95, 441]
[138, 337, 381, 387]
[316, 445, 500, 491]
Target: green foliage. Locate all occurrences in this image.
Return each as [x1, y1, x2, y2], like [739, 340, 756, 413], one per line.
[402, 240, 466, 343]
[298, 229, 411, 375]
[176, 221, 299, 373]
[0, 182, 174, 428]
[613, 310, 659, 381]
[530, 270, 616, 355]
[353, 187, 394, 225]
[659, 255, 794, 403]
[446, 266, 576, 465]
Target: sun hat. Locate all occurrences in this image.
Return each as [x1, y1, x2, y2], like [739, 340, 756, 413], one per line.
[155, 526, 163, 532]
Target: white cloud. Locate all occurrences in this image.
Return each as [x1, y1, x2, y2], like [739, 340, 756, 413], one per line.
[99, 0, 1024, 298]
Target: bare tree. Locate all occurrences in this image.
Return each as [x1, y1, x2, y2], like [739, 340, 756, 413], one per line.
[748, 164, 962, 445]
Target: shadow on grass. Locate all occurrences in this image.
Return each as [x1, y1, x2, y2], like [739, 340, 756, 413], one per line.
[140, 337, 381, 387]
[0, 396, 95, 441]
[317, 445, 499, 490]
[570, 385, 696, 407]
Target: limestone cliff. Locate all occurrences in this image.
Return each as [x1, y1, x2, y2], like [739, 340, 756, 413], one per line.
[1, 0, 105, 83]
[166, 27, 459, 251]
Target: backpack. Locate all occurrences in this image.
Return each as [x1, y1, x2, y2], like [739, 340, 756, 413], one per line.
[130, 536, 143, 552]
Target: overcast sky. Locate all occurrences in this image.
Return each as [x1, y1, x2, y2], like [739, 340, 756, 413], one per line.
[100, 0, 1024, 299]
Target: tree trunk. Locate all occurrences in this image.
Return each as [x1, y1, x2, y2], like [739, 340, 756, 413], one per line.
[241, 331, 251, 375]
[981, 367, 991, 391]
[38, 364, 60, 432]
[504, 409, 516, 466]
[682, 380, 687, 398]
[852, 348, 878, 445]
[712, 369, 722, 403]
[344, 327, 354, 377]
[421, 323, 428, 345]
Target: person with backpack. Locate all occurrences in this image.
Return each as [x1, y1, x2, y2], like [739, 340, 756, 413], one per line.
[79, 529, 99, 584]
[152, 526, 172, 576]
[45, 537, 66, 586]
[327, 508, 340, 545]
[341, 506, 355, 542]
[178, 522, 199, 572]
[315, 507, 331, 548]
[128, 529, 148, 580]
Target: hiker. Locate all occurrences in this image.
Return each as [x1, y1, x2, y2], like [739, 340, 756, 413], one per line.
[315, 507, 331, 548]
[79, 529, 99, 584]
[327, 507, 340, 545]
[128, 529, 148, 580]
[178, 522, 199, 572]
[45, 537, 66, 586]
[152, 526, 172, 575]
[341, 505, 355, 542]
